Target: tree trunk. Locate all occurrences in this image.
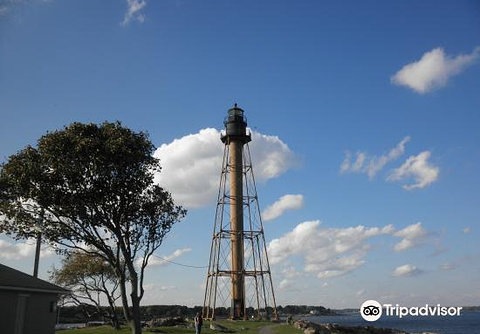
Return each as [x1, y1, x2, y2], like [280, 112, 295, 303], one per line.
[118, 274, 132, 324]
[105, 293, 121, 330]
[111, 314, 121, 331]
[129, 295, 142, 334]
[129, 274, 142, 334]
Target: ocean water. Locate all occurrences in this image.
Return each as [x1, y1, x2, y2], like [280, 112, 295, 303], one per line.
[307, 310, 480, 334]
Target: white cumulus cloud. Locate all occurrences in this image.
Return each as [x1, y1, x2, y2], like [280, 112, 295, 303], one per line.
[393, 222, 427, 251]
[154, 128, 296, 208]
[267, 221, 394, 279]
[388, 151, 439, 190]
[267, 221, 433, 280]
[439, 262, 459, 271]
[278, 279, 293, 291]
[394, 222, 427, 239]
[161, 248, 191, 263]
[249, 132, 297, 180]
[140, 248, 191, 268]
[391, 264, 422, 277]
[262, 194, 304, 222]
[280, 266, 302, 279]
[340, 136, 411, 179]
[143, 283, 178, 295]
[391, 47, 480, 94]
[122, 0, 147, 26]
[0, 239, 55, 260]
[356, 289, 366, 297]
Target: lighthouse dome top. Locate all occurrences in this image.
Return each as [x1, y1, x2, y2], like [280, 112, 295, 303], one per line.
[222, 103, 251, 143]
[227, 103, 245, 120]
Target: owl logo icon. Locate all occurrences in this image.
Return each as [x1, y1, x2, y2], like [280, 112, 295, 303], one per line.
[360, 300, 382, 321]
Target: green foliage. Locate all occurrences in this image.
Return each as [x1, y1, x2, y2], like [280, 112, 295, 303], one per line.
[53, 252, 117, 286]
[0, 122, 186, 251]
[0, 121, 187, 334]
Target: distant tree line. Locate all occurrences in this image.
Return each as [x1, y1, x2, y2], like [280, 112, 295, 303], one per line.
[279, 305, 335, 315]
[58, 304, 335, 324]
[58, 305, 202, 324]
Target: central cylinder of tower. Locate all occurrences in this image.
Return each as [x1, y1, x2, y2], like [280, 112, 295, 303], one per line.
[221, 104, 251, 320]
[230, 139, 244, 319]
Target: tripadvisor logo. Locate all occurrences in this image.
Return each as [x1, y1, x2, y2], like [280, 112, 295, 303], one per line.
[360, 300, 382, 322]
[360, 300, 463, 322]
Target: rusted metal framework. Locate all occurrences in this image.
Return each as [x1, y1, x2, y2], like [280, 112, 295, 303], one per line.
[202, 105, 278, 321]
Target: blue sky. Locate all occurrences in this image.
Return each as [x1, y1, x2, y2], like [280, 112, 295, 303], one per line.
[1, 0, 479, 308]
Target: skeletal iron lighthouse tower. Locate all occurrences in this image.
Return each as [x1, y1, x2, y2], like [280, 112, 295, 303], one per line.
[203, 105, 278, 320]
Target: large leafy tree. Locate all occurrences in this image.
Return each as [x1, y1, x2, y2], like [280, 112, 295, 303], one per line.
[51, 251, 123, 329]
[0, 122, 186, 334]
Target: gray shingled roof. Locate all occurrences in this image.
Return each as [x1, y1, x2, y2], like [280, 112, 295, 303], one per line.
[0, 263, 69, 294]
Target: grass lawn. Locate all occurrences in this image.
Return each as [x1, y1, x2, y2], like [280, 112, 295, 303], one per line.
[270, 323, 303, 334]
[56, 320, 303, 334]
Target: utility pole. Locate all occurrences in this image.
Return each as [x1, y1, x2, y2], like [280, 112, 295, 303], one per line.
[33, 208, 44, 278]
